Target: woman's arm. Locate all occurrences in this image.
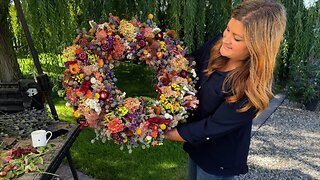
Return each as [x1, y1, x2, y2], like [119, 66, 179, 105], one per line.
[176, 100, 256, 145]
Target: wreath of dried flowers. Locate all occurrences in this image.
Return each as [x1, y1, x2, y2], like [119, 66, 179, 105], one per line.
[62, 14, 199, 152]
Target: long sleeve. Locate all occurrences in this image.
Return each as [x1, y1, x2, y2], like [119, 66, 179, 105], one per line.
[177, 98, 256, 145]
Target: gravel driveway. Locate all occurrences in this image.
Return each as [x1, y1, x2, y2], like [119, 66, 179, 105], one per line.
[240, 99, 320, 180]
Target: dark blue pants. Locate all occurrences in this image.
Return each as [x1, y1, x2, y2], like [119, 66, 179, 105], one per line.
[188, 157, 237, 180]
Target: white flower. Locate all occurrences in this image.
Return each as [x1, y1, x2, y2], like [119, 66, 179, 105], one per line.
[146, 136, 152, 141]
[120, 92, 126, 98]
[66, 102, 71, 107]
[183, 86, 195, 96]
[191, 69, 197, 78]
[164, 113, 173, 119]
[127, 53, 134, 59]
[90, 77, 97, 84]
[85, 99, 102, 114]
[152, 28, 161, 34]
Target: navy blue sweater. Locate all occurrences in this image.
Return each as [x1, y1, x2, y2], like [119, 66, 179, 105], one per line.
[177, 35, 257, 176]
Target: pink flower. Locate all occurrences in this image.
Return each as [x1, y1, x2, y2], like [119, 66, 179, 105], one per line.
[84, 109, 100, 128]
[183, 95, 199, 109]
[144, 27, 154, 38]
[138, 121, 150, 139]
[160, 86, 178, 97]
[170, 55, 188, 71]
[112, 36, 125, 59]
[124, 97, 141, 113]
[174, 77, 188, 85]
[107, 118, 125, 133]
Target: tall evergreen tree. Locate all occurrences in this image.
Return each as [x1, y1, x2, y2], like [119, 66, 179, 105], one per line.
[194, 0, 206, 48]
[232, 0, 243, 7]
[182, 0, 197, 53]
[205, 0, 232, 42]
[21, 0, 75, 54]
[167, 0, 182, 38]
[308, 1, 320, 61]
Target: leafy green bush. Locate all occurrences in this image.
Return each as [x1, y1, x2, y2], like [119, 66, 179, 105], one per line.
[287, 61, 320, 104]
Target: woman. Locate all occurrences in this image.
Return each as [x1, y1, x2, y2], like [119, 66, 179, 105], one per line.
[164, 0, 286, 179]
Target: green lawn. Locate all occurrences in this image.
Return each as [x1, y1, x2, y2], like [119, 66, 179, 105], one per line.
[71, 128, 187, 180]
[19, 56, 188, 179]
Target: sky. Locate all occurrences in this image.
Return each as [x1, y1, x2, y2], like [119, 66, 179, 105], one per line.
[304, 0, 317, 7]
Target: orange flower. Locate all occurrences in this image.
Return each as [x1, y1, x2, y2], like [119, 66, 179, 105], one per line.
[106, 118, 125, 133]
[75, 48, 82, 54]
[75, 88, 84, 97]
[153, 106, 161, 115]
[98, 59, 104, 67]
[85, 90, 93, 99]
[166, 30, 177, 39]
[69, 64, 80, 74]
[96, 30, 107, 40]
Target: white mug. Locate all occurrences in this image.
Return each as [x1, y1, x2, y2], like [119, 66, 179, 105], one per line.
[31, 130, 52, 147]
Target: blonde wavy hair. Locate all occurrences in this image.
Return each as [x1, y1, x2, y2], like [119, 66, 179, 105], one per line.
[205, 0, 286, 116]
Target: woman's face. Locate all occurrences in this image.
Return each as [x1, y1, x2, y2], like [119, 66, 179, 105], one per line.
[220, 18, 249, 62]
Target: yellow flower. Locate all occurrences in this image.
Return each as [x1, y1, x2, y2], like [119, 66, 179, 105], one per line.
[148, 14, 154, 19]
[160, 41, 166, 51]
[174, 102, 180, 110]
[159, 94, 169, 104]
[164, 103, 174, 113]
[104, 113, 113, 123]
[171, 83, 181, 91]
[74, 110, 81, 118]
[74, 74, 84, 83]
[94, 93, 100, 99]
[116, 106, 129, 117]
[143, 50, 149, 55]
[159, 124, 166, 130]
[136, 128, 142, 135]
[123, 138, 128, 143]
[88, 53, 98, 63]
[118, 20, 135, 40]
[177, 44, 183, 50]
[89, 28, 95, 34]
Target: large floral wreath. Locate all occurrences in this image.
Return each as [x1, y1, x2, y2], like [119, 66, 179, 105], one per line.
[62, 14, 199, 152]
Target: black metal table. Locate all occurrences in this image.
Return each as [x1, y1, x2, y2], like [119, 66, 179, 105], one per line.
[41, 123, 81, 180]
[12, 122, 81, 180]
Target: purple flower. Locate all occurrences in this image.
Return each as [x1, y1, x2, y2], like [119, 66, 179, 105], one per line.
[108, 38, 114, 49]
[64, 61, 71, 68]
[83, 59, 90, 65]
[101, 44, 108, 51]
[135, 33, 144, 40]
[138, 40, 146, 47]
[78, 52, 87, 60]
[88, 44, 96, 50]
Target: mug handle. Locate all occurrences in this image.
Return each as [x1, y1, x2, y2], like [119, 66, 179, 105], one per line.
[46, 131, 53, 144]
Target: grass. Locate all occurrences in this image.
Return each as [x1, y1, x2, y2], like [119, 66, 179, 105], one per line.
[19, 55, 188, 180]
[71, 128, 187, 180]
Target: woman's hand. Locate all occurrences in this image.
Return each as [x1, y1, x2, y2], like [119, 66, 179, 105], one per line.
[164, 128, 186, 142]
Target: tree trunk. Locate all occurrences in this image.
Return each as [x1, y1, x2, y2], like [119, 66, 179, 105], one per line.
[0, 0, 23, 83]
